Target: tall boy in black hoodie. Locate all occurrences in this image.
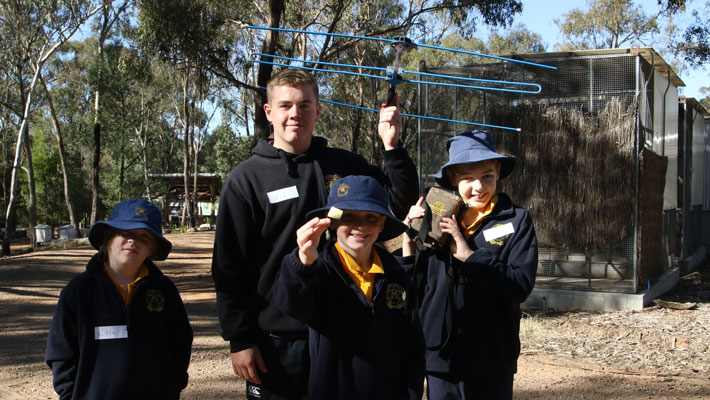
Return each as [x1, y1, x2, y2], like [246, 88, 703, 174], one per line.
[211, 68, 418, 400]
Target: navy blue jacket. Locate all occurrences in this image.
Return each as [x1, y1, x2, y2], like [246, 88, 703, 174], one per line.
[406, 193, 537, 378]
[45, 254, 193, 399]
[273, 242, 425, 400]
[212, 136, 418, 352]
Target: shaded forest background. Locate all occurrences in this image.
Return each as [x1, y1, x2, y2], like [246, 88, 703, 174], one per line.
[1, 0, 708, 255]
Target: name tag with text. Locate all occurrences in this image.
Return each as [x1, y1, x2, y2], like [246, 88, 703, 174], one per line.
[483, 223, 515, 242]
[95, 325, 128, 340]
[267, 186, 299, 204]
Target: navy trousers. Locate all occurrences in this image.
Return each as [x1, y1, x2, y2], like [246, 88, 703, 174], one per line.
[245, 335, 309, 400]
[426, 372, 514, 400]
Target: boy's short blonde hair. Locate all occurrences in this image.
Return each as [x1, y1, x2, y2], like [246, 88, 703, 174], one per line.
[266, 69, 319, 104]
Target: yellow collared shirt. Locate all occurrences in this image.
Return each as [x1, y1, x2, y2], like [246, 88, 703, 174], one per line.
[335, 242, 384, 304]
[461, 194, 498, 239]
[104, 263, 150, 305]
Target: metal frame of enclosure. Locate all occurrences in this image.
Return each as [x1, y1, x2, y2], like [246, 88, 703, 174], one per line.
[415, 48, 695, 294]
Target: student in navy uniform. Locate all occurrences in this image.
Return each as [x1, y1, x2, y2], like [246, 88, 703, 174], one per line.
[211, 69, 418, 399]
[402, 130, 538, 400]
[273, 175, 425, 400]
[45, 199, 193, 400]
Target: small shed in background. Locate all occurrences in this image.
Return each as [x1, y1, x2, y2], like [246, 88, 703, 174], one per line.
[148, 173, 221, 227]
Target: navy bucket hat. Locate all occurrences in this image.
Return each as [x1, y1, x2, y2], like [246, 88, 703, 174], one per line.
[434, 130, 516, 190]
[307, 175, 407, 242]
[88, 199, 172, 261]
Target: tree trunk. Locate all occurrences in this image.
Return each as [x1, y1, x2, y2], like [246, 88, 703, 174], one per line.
[91, 121, 101, 224]
[91, 10, 108, 226]
[142, 138, 152, 202]
[192, 139, 199, 229]
[3, 56, 43, 256]
[181, 73, 194, 229]
[135, 94, 152, 202]
[2, 122, 24, 256]
[22, 122, 37, 248]
[253, 0, 285, 139]
[119, 153, 125, 202]
[42, 75, 80, 238]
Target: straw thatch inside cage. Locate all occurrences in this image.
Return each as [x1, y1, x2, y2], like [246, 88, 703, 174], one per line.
[487, 97, 637, 250]
[637, 148, 668, 286]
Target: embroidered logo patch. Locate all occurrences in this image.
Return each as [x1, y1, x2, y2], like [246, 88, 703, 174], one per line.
[247, 384, 262, 398]
[386, 283, 406, 309]
[325, 174, 342, 189]
[134, 206, 146, 218]
[336, 183, 349, 197]
[145, 289, 165, 312]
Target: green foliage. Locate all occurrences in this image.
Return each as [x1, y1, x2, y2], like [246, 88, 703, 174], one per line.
[202, 123, 253, 178]
[172, 224, 189, 233]
[678, 1, 710, 66]
[555, 0, 663, 50]
[30, 129, 66, 226]
[487, 24, 546, 55]
[699, 87, 710, 111]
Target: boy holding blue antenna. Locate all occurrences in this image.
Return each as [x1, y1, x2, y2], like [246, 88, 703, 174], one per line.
[212, 68, 418, 400]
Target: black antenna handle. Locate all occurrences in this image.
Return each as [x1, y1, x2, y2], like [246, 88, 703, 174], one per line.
[386, 86, 396, 106]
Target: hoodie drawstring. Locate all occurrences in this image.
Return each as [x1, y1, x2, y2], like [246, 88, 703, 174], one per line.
[313, 158, 327, 207]
[278, 150, 298, 178]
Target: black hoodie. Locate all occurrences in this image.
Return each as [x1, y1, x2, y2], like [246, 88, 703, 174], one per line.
[212, 136, 418, 352]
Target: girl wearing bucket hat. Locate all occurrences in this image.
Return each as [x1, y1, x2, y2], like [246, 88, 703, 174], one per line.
[403, 130, 538, 400]
[273, 176, 425, 400]
[46, 199, 193, 400]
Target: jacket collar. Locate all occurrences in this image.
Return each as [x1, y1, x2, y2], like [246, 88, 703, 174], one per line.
[86, 253, 162, 280]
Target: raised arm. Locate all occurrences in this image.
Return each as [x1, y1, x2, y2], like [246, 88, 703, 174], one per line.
[378, 95, 419, 219]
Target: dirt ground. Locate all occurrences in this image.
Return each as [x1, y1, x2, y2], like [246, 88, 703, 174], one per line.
[0, 231, 708, 399]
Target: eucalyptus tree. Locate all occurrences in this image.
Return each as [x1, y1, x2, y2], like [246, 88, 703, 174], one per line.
[42, 39, 103, 228]
[39, 72, 82, 238]
[96, 42, 156, 203]
[554, 0, 681, 50]
[700, 87, 710, 110]
[88, 0, 131, 226]
[487, 24, 546, 55]
[0, 0, 106, 255]
[678, 1, 710, 66]
[202, 122, 253, 179]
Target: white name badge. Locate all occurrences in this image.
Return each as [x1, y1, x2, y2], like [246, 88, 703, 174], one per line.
[94, 325, 128, 340]
[483, 223, 515, 242]
[267, 186, 299, 204]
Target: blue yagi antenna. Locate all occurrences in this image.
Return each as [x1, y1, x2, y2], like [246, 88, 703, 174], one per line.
[246, 25, 555, 132]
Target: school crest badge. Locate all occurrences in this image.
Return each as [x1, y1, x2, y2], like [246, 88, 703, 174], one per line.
[145, 289, 165, 312]
[386, 283, 406, 309]
[134, 206, 146, 218]
[336, 182, 349, 197]
[324, 174, 342, 189]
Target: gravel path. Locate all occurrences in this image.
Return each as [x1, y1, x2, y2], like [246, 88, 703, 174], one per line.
[1, 231, 708, 399]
